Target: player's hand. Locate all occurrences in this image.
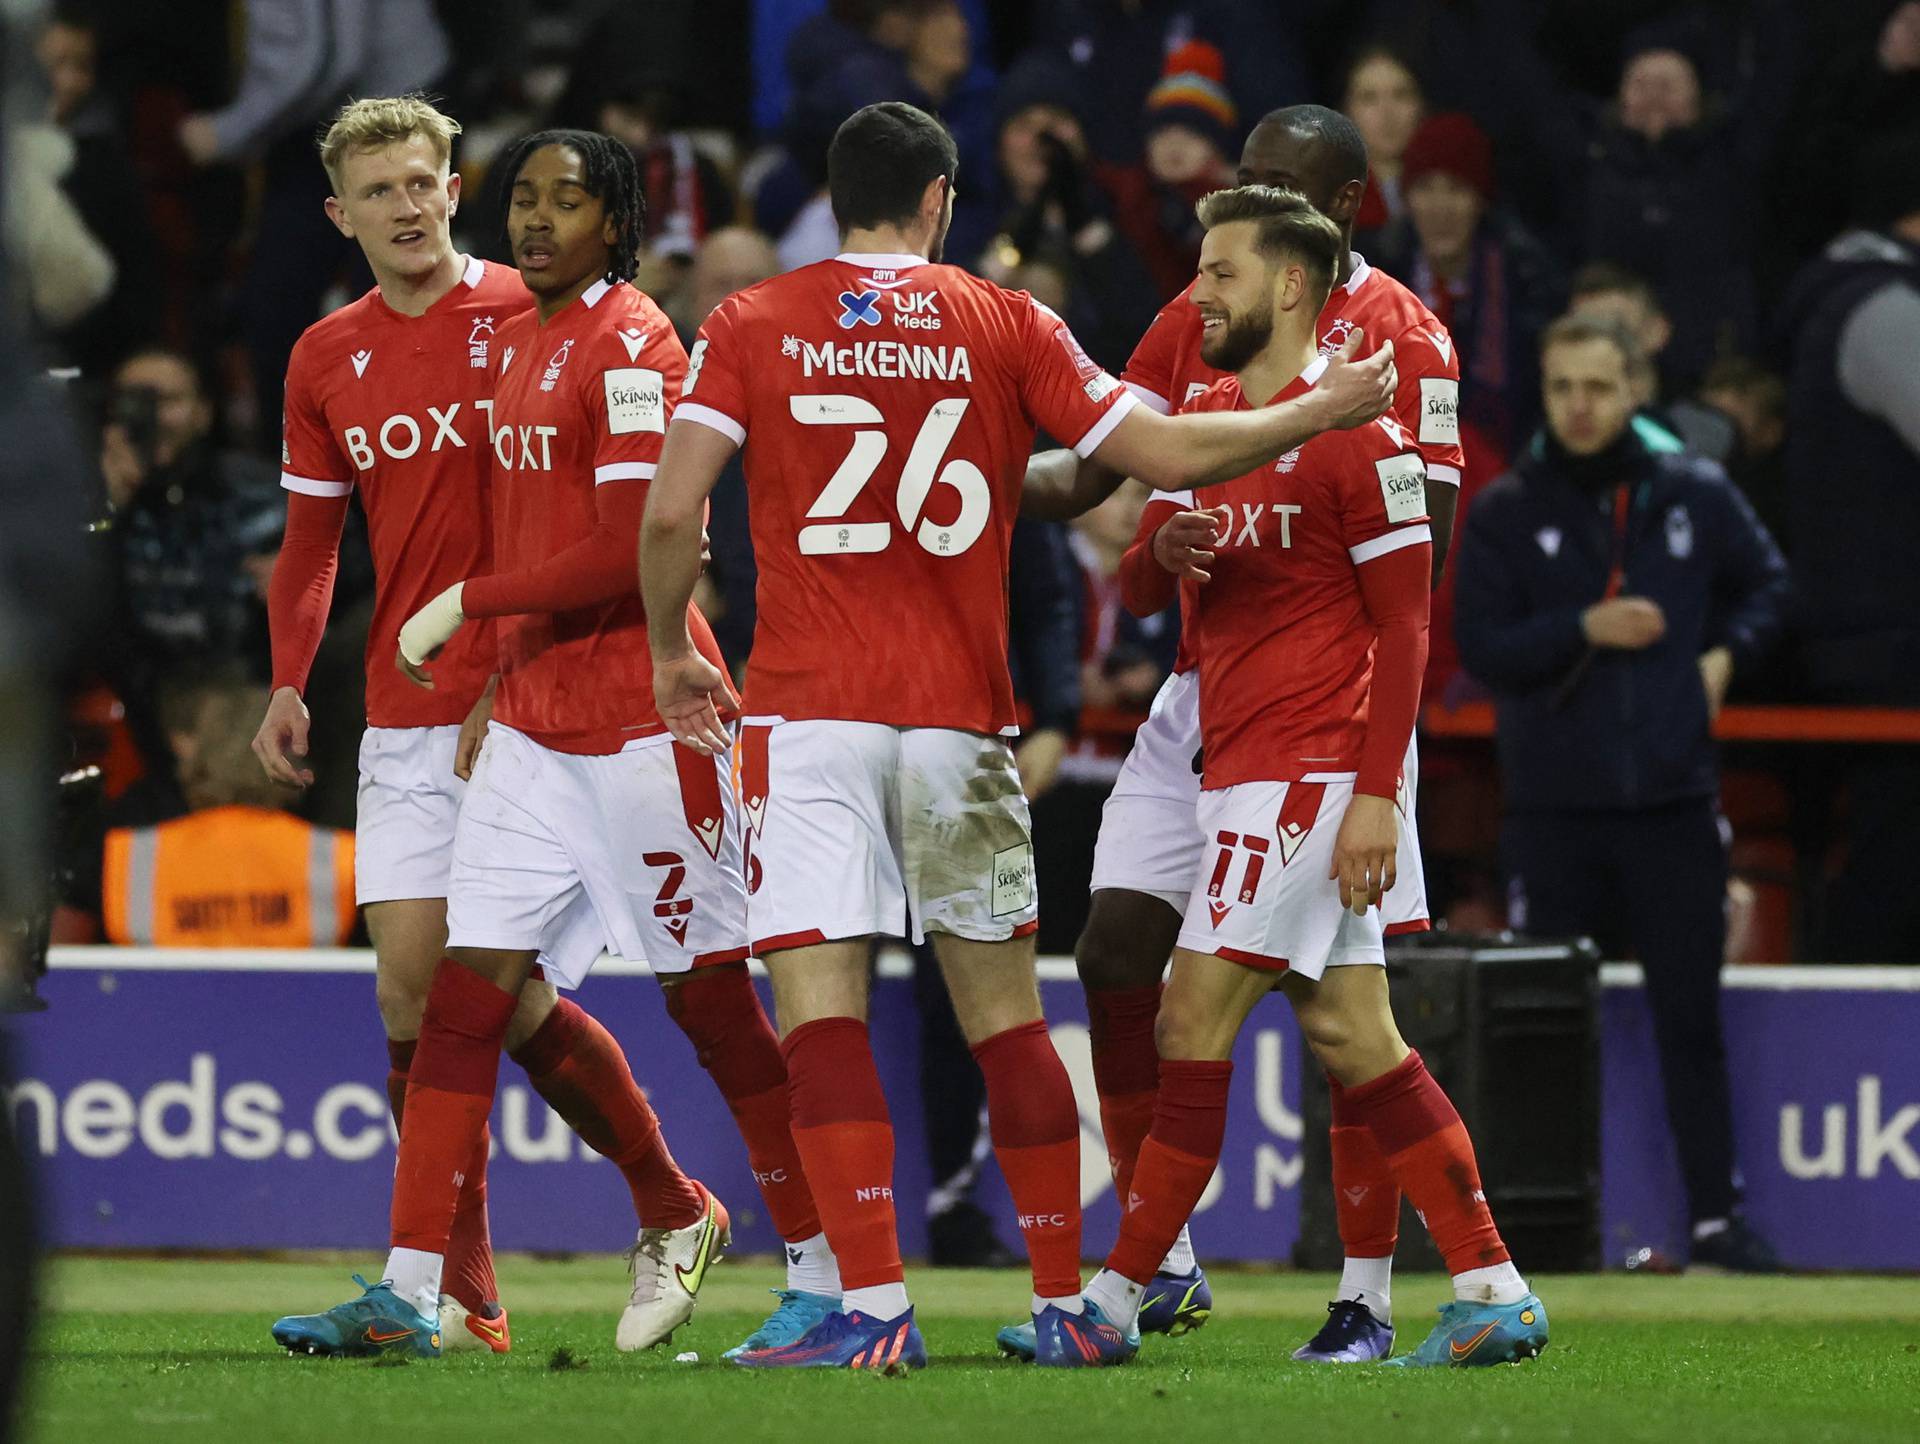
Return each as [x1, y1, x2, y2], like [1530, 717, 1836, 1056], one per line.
[396, 582, 467, 689]
[654, 650, 738, 755]
[252, 686, 314, 789]
[1582, 596, 1666, 650]
[1014, 727, 1069, 801]
[1316, 329, 1397, 430]
[1153, 506, 1230, 582]
[1330, 792, 1397, 916]
[454, 675, 498, 781]
[1698, 645, 1733, 720]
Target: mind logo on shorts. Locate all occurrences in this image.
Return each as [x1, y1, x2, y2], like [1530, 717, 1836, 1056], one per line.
[991, 844, 1034, 918]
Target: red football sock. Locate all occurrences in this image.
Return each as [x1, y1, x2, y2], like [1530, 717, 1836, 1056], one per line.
[1327, 1072, 1400, 1258]
[391, 963, 516, 1254]
[664, 966, 822, 1242]
[387, 1037, 498, 1312]
[510, 997, 705, 1229]
[1342, 1051, 1510, 1274]
[782, 1016, 902, 1291]
[1104, 1059, 1231, 1286]
[972, 1020, 1082, 1299]
[1086, 984, 1162, 1203]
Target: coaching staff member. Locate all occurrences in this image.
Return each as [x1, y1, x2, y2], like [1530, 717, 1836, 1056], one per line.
[1453, 312, 1790, 1272]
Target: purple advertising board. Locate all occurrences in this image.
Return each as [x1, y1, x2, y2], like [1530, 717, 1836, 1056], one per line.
[5, 950, 1916, 1269]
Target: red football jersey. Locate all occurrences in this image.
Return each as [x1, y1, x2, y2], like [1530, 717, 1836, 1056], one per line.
[281, 255, 530, 727]
[487, 278, 725, 755]
[1184, 359, 1432, 790]
[1125, 254, 1462, 674]
[679, 251, 1139, 734]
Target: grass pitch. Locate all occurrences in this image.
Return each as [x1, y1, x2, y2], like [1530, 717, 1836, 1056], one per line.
[23, 1256, 1920, 1443]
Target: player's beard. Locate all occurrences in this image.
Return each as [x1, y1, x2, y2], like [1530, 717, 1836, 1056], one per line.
[1200, 299, 1275, 373]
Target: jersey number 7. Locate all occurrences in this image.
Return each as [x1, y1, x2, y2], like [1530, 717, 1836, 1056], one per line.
[792, 394, 989, 558]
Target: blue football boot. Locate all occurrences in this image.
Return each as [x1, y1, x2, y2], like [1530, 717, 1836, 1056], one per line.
[1138, 1266, 1213, 1337]
[730, 1306, 926, 1372]
[1031, 1301, 1139, 1368]
[272, 1275, 442, 1359]
[1292, 1299, 1395, 1362]
[722, 1289, 843, 1360]
[1383, 1293, 1549, 1368]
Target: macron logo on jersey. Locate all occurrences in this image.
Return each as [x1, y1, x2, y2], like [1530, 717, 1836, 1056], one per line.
[350, 349, 372, 378]
[1426, 329, 1454, 365]
[617, 327, 648, 362]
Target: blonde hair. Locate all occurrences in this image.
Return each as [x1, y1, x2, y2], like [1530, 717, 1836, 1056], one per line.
[319, 94, 461, 192]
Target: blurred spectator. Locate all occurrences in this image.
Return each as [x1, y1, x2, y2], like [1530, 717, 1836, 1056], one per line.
[768, 1, 991, 270]
[975, 53, 1157, 366]
[1343, 42, 1424, 266]
[1772, 3, 1920, 279]
[1569, 261, 1736, 461]
[175, 0, 449, 447]
[1031, 0, 1317, 166]
[4, 108, 114, 341]
[672, 227, 780, 671]
[1397, 111, 1562, 456]
[1453, 312, 1788, 1271]
[31, 3, 158, 379]
[99, 348, 282, 756]
[1028, 483, 1175, 955]
[1778, 128, 1920, 961]
[1568, 21, 1778, 390]
[1099, 40, 1238, 299]
[1696, 356, 1788, 549]
[94, 675, 355, 947]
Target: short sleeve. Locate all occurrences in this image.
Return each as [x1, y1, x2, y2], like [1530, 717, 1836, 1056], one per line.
[1017, 296, 1140, 458]
[1340, 417, 1433, 565]
[674, 297, 749, 447]
[280, 341, 353, 497]
[1120, 292, 1191, 415]
[1395, 321, 1465, 487]
[585, 322, 687, 485]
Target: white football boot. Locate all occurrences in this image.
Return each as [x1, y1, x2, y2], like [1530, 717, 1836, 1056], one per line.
[616, 1187, 731, 1351]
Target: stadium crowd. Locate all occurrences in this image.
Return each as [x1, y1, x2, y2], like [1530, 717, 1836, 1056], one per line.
[28, 0, 1920, 973]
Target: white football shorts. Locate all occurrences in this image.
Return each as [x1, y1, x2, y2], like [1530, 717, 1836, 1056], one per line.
[736, 719, 1038, 952]
[1175, 774, 1418, 980]
[1089, 669, 1431, 935]
[354, 724, 464, 906]
[445, 723, 749, 988]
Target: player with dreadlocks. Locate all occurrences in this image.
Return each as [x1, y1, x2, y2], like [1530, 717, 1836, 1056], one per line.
[276, 129, 841, 1359]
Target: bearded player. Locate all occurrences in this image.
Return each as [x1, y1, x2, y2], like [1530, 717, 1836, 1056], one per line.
[1016, 104, 1465, 1362]
[266, 120, 837, 1360]
[639, 102, 1396, 1370]
[1026, 186, 1547, 1368]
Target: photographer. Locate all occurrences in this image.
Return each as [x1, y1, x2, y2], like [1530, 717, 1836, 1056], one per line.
[99, 348, 284, 760]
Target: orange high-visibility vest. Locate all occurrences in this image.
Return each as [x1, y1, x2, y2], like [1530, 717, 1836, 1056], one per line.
[102, 806, 356, 947]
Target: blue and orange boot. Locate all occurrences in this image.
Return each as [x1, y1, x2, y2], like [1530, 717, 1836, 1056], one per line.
[1031, 1301, 1138, 1368]
[1383, 1293, 1549, 1368]
[730, 1306, 925, 1372]
[271, 1275, 442, 1359]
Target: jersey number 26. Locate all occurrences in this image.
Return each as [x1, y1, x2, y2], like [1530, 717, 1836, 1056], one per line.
[792, 395, 988, 558]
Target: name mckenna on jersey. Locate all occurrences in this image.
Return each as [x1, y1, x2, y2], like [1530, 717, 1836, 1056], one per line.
[781, 335, 973, 382]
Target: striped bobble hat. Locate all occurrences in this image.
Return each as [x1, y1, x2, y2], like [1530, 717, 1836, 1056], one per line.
[1144, 39, 1237, 154]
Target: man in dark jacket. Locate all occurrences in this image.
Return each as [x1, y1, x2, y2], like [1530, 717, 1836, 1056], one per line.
[1454, 312, 1790, 1272]
[1778, 129, 1920, 962]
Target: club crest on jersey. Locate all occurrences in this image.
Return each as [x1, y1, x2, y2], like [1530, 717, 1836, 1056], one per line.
[781, 334, 803, 358]
[837, 288, 882, 329]
[540, 337, 575, 392]
[1274, 446, 1302, 473]
[1318, 317, 1359, 355]
[467, 315, 495, 369]
[1666, 505, 1694, 559]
